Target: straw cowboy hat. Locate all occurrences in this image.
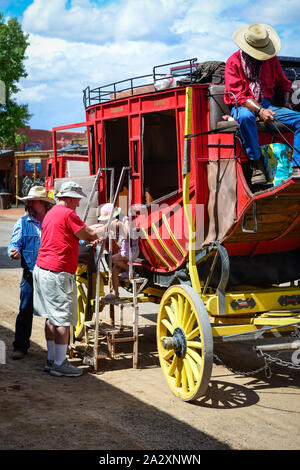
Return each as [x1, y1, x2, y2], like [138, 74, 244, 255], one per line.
[233, 24, 281, 61]
[98, 202, 121, 221]
[16, 185, 55, 204]
[55, 181, 87, 199]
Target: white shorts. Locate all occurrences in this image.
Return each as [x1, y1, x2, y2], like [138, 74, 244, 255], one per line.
[33, 265, 77, 327]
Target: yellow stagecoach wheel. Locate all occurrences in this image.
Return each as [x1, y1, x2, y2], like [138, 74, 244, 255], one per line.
[75, 264, 92, 339]
[157, 284, 213, 402]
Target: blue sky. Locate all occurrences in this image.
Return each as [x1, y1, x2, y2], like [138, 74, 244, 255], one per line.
[1, 0, 300, 131]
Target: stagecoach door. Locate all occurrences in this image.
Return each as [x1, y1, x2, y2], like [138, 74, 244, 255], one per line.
[103, 117, 130, 214]
[141, 110, 179, 204]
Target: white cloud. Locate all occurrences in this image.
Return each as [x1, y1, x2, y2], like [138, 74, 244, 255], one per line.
[244, 0, 300, 26]
[22, 32, 184, 93]
[17, 83, 49, 103]
[23, 0, 197, 44]
[15, 0, 300, 130]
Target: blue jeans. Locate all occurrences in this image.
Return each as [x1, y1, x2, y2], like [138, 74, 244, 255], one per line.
[231, 100, 300, 167]
[13, 272, 33, 352]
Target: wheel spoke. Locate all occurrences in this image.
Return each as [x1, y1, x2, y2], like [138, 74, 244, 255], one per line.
[186, 326, 200, 341]
[184, 309, 195, 334]
[164, 305, 177, 329]
[183, 357, 195, 391]
[162, 349, 174, 361]
[78, 285, 87, 304]
[168, 354, 178, 376]
[78, 297, 84, 313]
[171, 296, 179, 324]
[186, 340, 202, 349]
[186, 346, 202, 366]
[185, 353, 200, 381]
[177, 293, 184, 325]
[175, 359, 183, 387]
[181, 297, 191, 330]
[181, 364, 188, 392]
[161, 318, 174, 335]
[76, 276, 88, 286]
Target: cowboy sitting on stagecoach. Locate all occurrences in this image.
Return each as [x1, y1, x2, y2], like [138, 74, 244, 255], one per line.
[224, 23, 300, 186]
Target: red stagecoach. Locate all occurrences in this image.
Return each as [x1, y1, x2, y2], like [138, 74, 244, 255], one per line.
[52, 58, 300, 401]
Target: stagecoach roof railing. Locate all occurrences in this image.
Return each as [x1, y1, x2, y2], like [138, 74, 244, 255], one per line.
[82, 58, 199, 108]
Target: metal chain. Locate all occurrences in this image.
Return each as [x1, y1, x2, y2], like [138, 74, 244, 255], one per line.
[213, 347, 300, 380]
[255, 349, 300, 372]
[213, 353, 270, 378]
[213, 329, 300, 379]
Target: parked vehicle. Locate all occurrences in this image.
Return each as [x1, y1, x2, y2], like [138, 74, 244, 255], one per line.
[54, 58, 300, 401]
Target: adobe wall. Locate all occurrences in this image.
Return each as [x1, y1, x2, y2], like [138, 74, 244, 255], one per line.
[18, 126, 86, 151]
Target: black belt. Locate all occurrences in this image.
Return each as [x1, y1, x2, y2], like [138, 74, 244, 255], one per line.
[37, 266, 59, 273]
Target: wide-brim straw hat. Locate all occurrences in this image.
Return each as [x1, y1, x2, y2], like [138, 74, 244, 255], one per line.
[16, 185, 55, 204]
[233, 24, 281, 61]
[98, 203, 121, 221]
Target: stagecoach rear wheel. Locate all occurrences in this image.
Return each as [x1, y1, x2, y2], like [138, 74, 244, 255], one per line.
[157, 284, 213, 402]
[75, 265, 94, 339]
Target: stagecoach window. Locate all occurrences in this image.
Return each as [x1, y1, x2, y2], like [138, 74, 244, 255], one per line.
[47, 163, 52, 177]
[105, 117, 129, 204]
[142, 110, 178, 203]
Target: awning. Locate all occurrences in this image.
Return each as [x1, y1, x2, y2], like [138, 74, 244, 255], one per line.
[0, 150, 14, 158]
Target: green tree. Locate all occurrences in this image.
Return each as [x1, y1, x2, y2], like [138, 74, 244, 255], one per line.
[0, 14, 31, 149]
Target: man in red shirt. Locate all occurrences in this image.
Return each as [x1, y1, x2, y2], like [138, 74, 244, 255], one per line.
[33, 181, 103, 377]
[224, 24, 300, 185]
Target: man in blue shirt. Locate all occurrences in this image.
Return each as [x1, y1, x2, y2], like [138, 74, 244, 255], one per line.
[8, 186, 55, 359]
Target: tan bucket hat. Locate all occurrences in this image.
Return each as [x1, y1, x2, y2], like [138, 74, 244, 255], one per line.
[16, 185, 56, 204]
[233, 24, 281, 61]
[55, 181, 87, 199]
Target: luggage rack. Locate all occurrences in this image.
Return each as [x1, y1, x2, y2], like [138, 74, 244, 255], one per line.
[82, 55, 300, 108]
[83, 58, 198, 107]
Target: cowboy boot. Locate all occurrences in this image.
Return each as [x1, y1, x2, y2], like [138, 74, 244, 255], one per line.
[250, 155, 267, 185]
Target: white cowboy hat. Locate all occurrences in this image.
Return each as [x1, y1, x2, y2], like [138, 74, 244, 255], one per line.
[98, 202, 121, 221]
[233, 24, 281, 61]
[16, 185, 55, 204]
[55, 181, 87, 199]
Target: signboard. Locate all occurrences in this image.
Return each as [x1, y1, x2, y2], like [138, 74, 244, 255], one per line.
[25, 142, 42, 151]
[24, 160, 41, 172]
[24, 143, 42, 172]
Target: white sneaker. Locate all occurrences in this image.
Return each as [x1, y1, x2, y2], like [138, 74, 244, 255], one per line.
[50, 359, 83, 377]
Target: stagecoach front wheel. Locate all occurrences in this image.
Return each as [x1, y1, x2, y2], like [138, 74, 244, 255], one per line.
[157, 285, 213, 402]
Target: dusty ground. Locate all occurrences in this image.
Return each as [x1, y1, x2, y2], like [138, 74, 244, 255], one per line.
[0, 208, 300, 454]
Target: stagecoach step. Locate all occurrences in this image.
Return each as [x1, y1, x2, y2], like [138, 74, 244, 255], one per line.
[100, 296, 135, 306]
[97, 321, 138, 362]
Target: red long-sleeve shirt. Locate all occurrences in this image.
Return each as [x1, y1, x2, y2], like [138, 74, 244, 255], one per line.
[224, 50, 292, 106]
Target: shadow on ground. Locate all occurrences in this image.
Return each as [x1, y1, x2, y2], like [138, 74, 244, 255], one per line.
[0, 323, 231, 451]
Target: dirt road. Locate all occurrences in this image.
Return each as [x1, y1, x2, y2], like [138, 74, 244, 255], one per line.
[0, 209, 299, 452]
